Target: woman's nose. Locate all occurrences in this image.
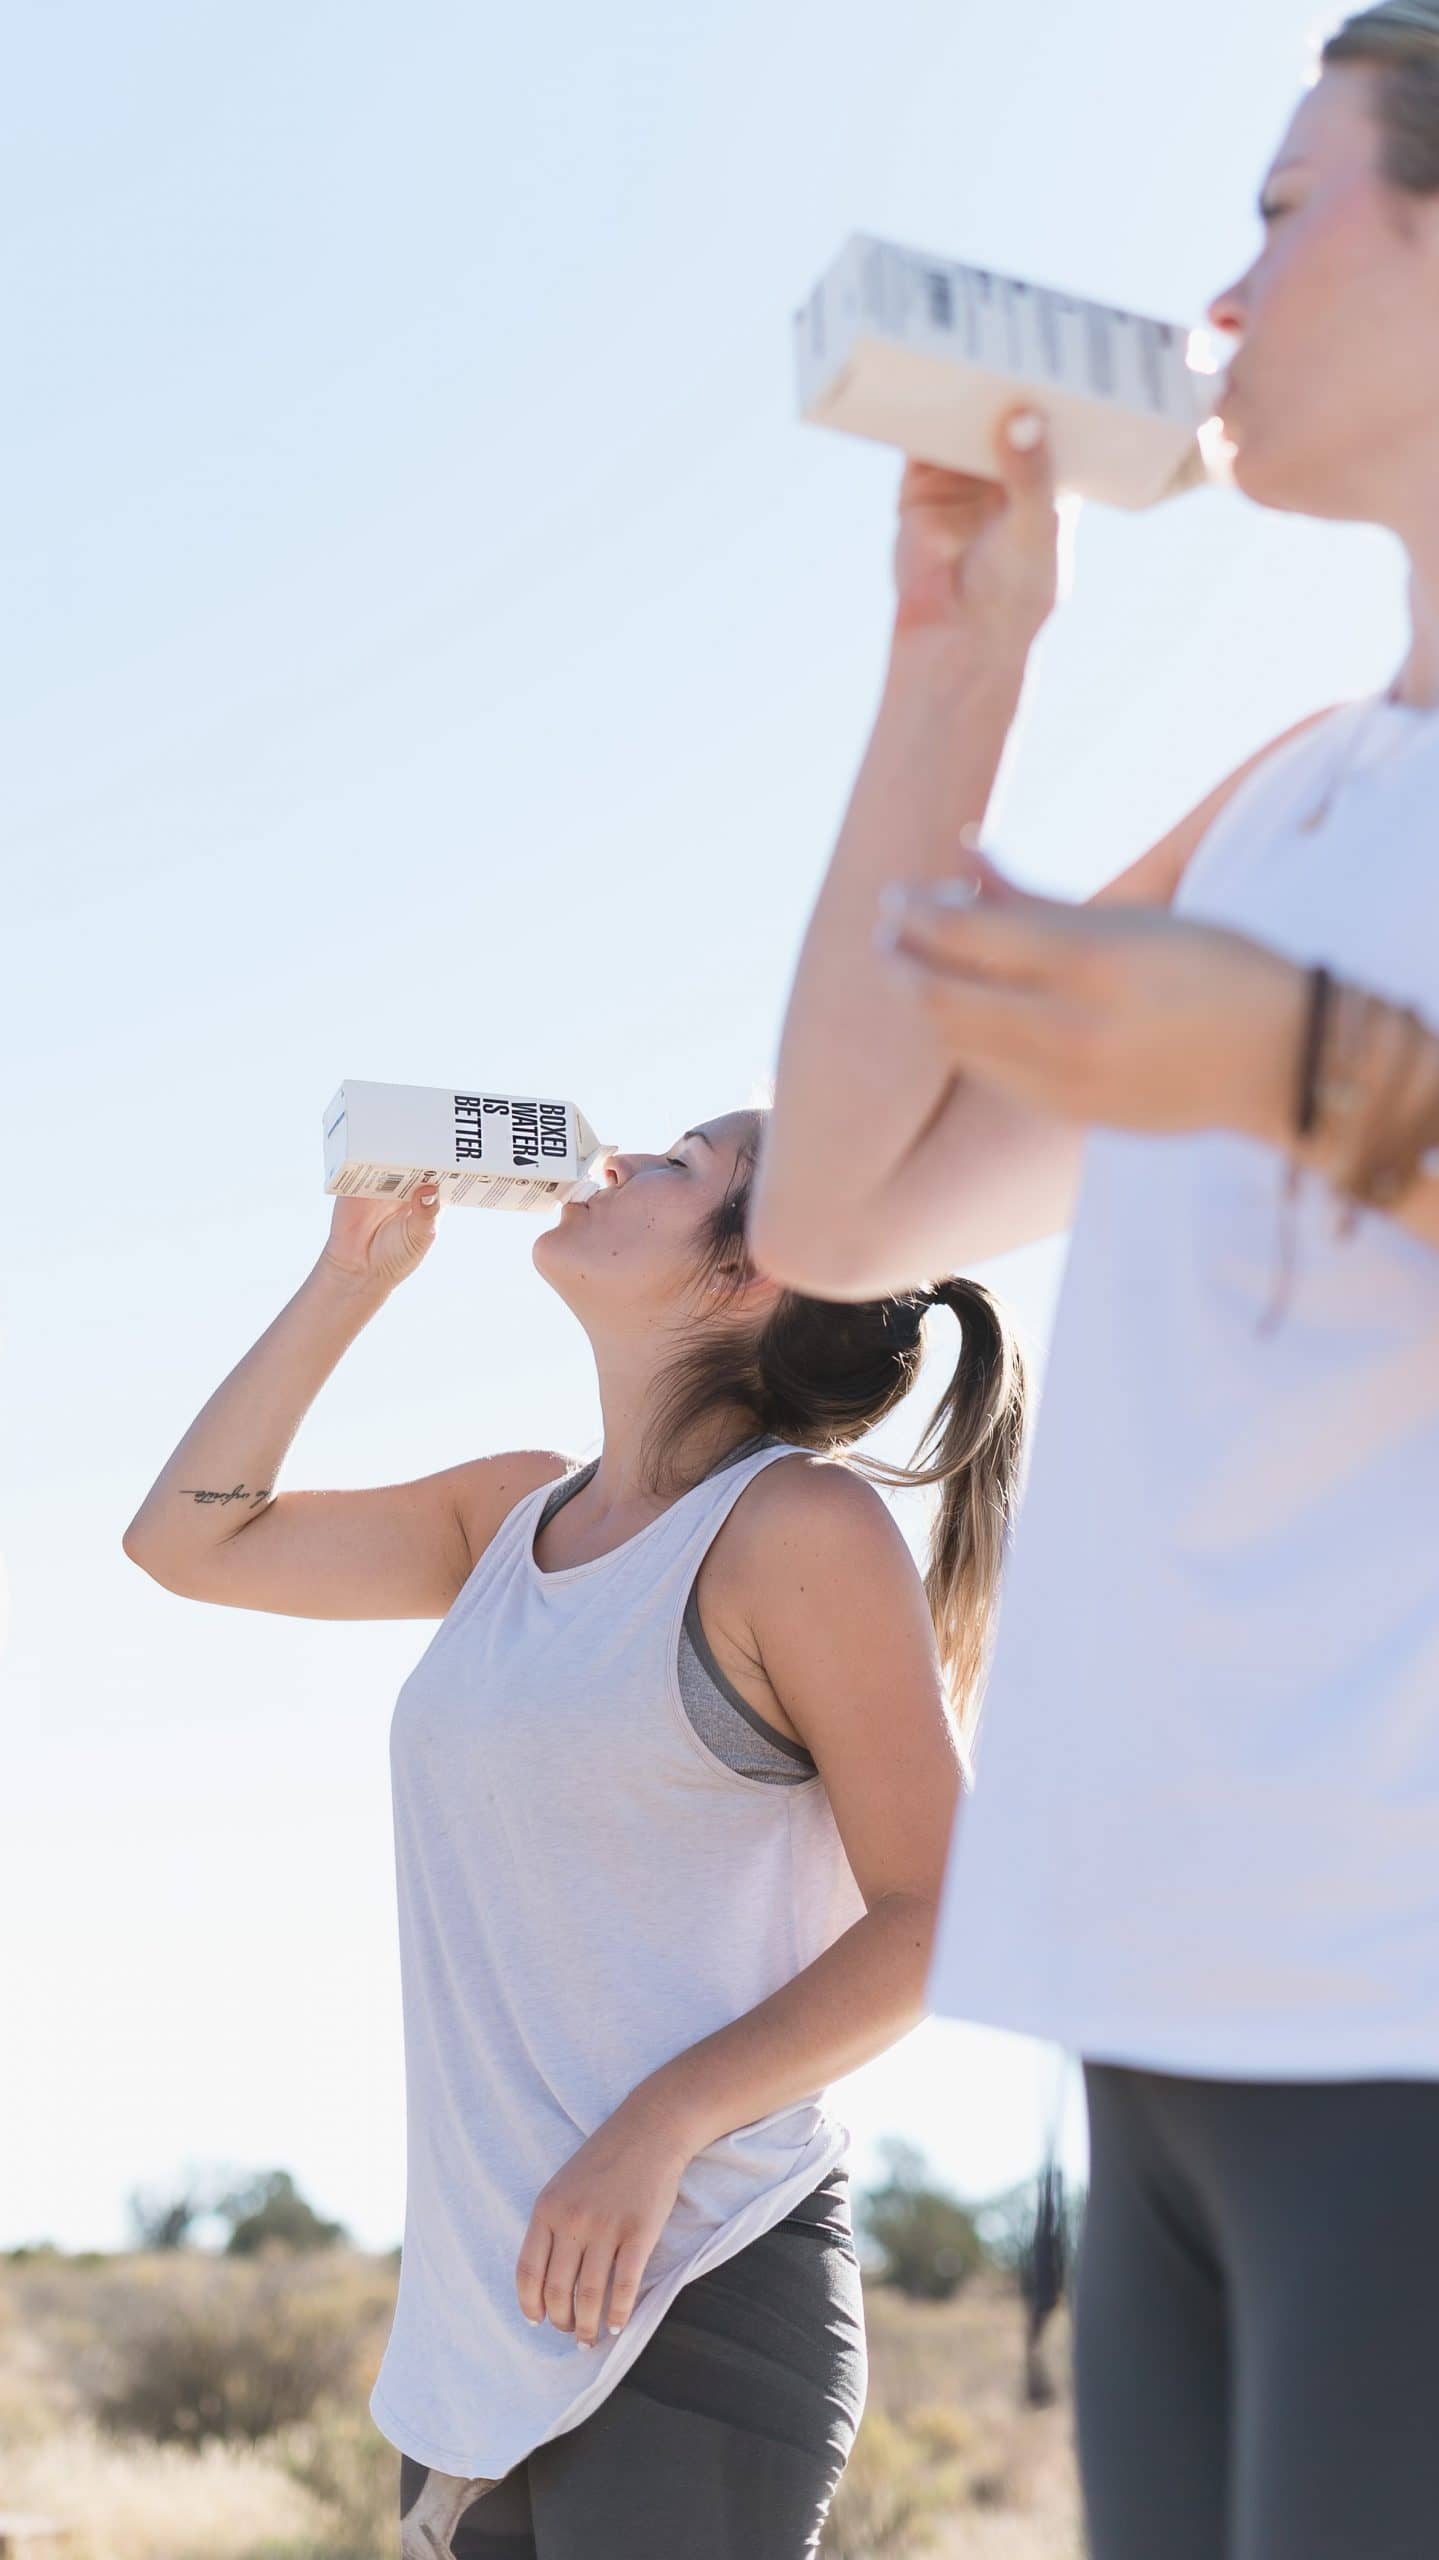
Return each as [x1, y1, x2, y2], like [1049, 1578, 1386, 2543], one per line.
[602, 1152, 639, 1187]
[1205, 274, 1249, 344]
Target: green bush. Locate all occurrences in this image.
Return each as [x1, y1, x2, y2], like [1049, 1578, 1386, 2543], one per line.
[222, 2173, 348, 2259]
[859, 2144, 985, 2303]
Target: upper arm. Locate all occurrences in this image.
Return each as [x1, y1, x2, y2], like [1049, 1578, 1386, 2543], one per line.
[725, 1461, 962, 1909]
[754, 706, 1344, 1299]
[123, 1448, 572, 1621]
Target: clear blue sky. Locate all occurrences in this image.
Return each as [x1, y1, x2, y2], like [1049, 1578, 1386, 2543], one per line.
[3, 0, 1411, 2250]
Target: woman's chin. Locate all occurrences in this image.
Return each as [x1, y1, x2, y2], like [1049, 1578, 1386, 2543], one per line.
[1228, 432, 1281, 500]
[535, 1199, 587, 1247]
[1224, 427, 1352, 523]
[531, 1215, 588, 1297]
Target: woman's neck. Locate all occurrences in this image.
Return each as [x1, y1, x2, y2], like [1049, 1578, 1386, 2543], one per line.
[582, 1346, 762, 1518]
[1394, 533, 1439, 709]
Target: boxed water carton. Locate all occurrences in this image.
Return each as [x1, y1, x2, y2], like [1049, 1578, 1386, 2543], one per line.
[323, 1081, 609, 1213]
[795, 235, 1219, 510]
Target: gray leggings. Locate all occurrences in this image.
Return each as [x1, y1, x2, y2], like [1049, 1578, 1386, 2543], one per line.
[1076, 2063, 1439, 2560]
[396, 2171, 866, 2559]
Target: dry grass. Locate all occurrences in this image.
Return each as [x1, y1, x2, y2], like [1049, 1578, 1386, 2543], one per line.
[0, 2252, 399, 2560]
[0, 2253, 1083, 2559]
[0, 2422, 332, 2560]
[824, 2278, 1083, 2558]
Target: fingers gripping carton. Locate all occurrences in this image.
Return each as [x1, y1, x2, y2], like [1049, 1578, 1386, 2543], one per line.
[323, 1082, 609, 1213]
[795, 235, 1220, 510]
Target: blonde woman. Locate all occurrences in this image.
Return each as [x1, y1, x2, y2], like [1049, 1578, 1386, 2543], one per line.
[759, 9, 1439, 2553]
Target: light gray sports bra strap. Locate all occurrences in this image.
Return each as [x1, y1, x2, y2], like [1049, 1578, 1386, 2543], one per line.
[537, 1439, 815, 1785]
[679, 1581, 816, 1783]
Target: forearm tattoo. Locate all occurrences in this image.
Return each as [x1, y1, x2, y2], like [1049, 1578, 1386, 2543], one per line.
[178, 1485, 273, 1509]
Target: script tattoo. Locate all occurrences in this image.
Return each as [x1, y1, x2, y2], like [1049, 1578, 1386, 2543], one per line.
[179, 1485, 273, 1509]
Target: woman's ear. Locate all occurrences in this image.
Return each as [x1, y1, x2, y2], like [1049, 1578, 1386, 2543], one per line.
[730, 1267, 784, 1323]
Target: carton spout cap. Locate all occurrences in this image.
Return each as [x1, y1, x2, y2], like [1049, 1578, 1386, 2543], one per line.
[572, 1107, 608, 1176]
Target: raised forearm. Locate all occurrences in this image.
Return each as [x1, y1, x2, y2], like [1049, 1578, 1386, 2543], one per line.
[878, 881, 1439, 1260]
[754, 636, 1028, 1294]
[122, 1257, 390, 1568]
[626, 1891, 937, 2157]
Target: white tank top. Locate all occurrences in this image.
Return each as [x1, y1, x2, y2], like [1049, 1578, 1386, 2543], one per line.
[929, 695, 1439, 2080]
[370, 1440, 865, 2480]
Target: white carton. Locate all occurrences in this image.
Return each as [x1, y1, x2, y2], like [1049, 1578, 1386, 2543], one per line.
[323, 1081, 609, 1213]
[795, 235, 1217, 510]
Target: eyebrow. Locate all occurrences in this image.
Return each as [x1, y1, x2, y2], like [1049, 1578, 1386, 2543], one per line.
[680, 1129, 717, 1151]
[1258, 157, 1307, 211]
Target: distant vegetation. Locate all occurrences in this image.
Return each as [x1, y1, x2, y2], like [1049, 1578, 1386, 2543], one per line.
[2, 2154, 1083, 2558]
[126, 2167, 349, 2258]
[858, 2139, 987, 2300]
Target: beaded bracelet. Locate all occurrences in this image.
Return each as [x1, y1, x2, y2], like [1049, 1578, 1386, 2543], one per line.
[1299, 968, 1439, 1214]
[1264, 970, 1439, 1332]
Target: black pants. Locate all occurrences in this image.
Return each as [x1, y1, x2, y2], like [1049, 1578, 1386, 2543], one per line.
[397, 2171, 867, 2559]
[1076, 2063, 1439, 2560]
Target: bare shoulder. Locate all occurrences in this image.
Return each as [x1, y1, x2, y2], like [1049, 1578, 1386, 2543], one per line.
[1096, 703, 1346, 912]
[450, 1447, 576, 1570]
[719, 1452, 917, 1589]
[710, 1457, 942, 1744]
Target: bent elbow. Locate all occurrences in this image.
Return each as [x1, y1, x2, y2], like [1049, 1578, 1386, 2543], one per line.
[121, 1528, 178, 1591]
[746, 1196, 887, 1307]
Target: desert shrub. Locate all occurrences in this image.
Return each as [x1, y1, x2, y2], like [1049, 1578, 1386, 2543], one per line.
[271, 2398, 399, 2560]
[903, 2400, 977, 2463]
[822, 2407, 955, 2557]
[128, 2180, 209, 2253]
[81, 2256, 388, 2446]
[859, 2144, 985, 2303]
[0, 2277, 64, 2447]
[221, 2173, 348, 2259]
